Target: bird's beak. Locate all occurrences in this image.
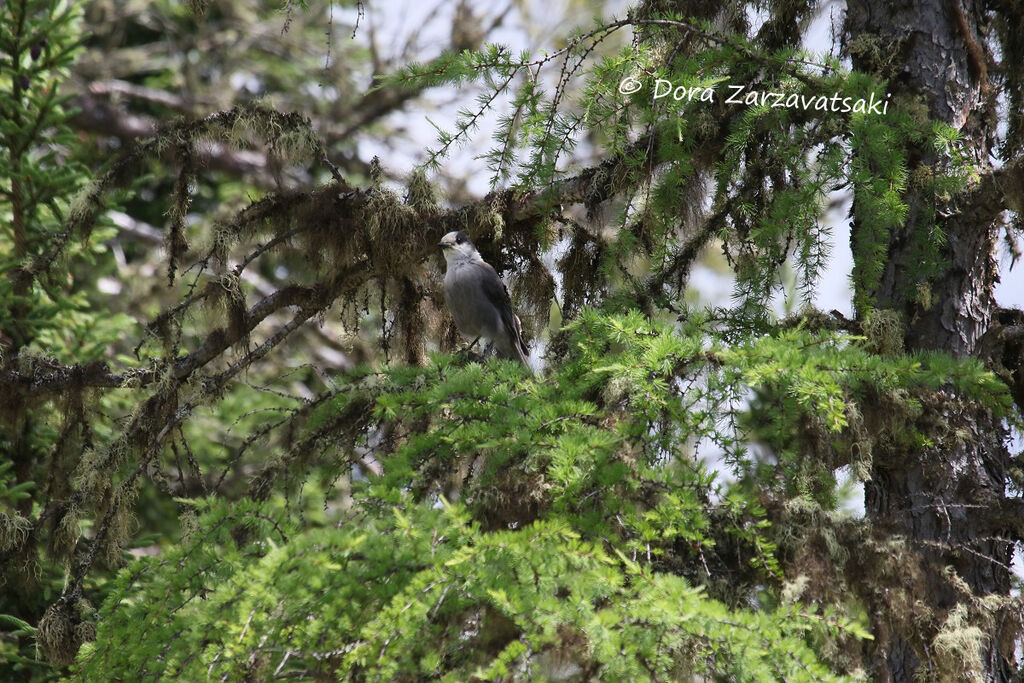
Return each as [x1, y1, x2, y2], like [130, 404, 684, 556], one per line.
[438, 242, 450, 249]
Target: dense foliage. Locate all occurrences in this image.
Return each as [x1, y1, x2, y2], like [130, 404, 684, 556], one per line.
[2, 0, 1023, 680]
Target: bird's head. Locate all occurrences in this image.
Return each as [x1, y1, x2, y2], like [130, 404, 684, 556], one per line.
[438, 230, 480, 264]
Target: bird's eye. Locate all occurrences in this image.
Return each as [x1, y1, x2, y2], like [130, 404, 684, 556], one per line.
[456, 235, 464, 244]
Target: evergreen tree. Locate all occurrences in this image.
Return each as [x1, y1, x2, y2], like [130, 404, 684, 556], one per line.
[1, 0, 1023, 680]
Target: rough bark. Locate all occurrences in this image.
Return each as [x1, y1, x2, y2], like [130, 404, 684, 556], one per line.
[845, 0, 1018, 679]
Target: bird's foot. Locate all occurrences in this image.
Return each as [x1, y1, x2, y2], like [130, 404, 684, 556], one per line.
[456, 338, 497, 364]
[456, 338, 486, 363]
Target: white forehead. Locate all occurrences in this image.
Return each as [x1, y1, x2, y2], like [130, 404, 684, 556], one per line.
[441, 231, 461, 242]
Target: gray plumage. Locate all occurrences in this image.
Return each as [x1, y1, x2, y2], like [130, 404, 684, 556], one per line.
[438, 230, 529, 367]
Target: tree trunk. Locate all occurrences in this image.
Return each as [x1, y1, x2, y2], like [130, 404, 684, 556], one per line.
[845, 0, 1017, 679]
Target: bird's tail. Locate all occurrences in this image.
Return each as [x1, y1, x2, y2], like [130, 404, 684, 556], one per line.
[511, 314, 532, 371]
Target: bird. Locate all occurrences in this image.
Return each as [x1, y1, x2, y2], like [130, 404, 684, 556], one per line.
[438, 230, 530, 367]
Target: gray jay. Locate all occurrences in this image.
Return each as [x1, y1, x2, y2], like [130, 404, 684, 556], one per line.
[438, 230, 530, 367]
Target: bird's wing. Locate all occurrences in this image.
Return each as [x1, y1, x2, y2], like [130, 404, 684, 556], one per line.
[476, 261, 529, 361]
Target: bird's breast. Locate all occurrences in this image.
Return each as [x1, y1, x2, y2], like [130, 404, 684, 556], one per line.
[443, 262, 499, 339]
